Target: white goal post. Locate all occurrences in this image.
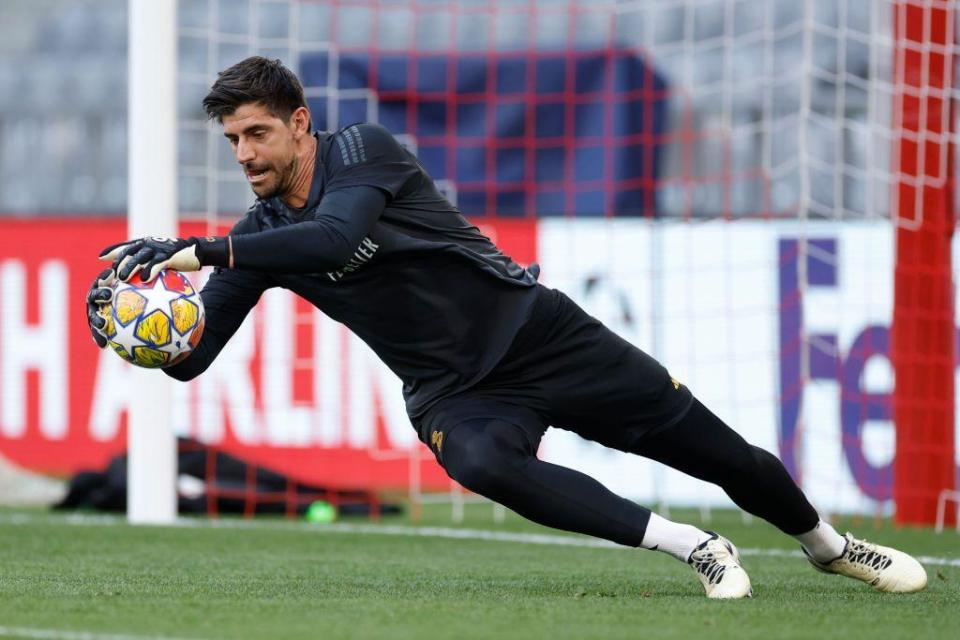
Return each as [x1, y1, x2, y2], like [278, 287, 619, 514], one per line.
[126, 0, 178, 524]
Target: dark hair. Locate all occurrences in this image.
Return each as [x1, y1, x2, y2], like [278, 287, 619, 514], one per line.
[203, 56, 310, 130]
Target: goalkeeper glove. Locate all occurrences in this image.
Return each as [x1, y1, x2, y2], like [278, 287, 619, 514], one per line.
[86, 267, 115, 348]
[99, 236, 231, 282]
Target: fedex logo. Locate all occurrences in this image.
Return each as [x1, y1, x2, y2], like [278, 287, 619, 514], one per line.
[778, 237, 958, 501]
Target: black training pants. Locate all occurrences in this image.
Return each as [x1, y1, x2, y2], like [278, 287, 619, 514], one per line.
[437, 398, 818, 546]
[415, 286, 819, 546]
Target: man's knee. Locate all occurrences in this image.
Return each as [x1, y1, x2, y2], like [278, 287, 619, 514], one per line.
[441, 420, 532, 495]
[749, 445, 791, 481]
[717, 444, 789, 490]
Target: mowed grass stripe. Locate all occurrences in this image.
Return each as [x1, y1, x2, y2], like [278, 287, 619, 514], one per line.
[0, 625, 201, 640]
[1, 511, 958, 567]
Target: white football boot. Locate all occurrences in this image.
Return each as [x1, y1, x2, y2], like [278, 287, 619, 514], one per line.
[804, 533, 927, 593]
[687, 533, 753, 599]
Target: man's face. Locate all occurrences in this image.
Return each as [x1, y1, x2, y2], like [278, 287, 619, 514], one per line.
[222, 102, 300, 199]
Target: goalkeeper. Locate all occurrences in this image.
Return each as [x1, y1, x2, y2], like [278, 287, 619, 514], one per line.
[86, 57, 925, 599]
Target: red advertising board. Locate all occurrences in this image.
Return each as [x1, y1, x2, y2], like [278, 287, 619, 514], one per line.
[0, 217, 537, 491]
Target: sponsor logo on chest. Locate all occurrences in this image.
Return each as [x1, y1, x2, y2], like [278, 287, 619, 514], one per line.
[326, 236, 380, 282]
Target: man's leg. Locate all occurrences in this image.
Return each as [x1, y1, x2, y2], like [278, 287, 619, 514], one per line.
[634, 398, 828, 539]
[633, 397, 927, 593]
[436, 414, 752, 598]
[439, 416, 652, 547]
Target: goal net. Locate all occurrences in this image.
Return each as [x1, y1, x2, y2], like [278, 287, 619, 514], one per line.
[169, 0, 957, 524]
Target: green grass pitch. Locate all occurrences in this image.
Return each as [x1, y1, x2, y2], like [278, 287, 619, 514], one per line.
[0, 504, 957, 639]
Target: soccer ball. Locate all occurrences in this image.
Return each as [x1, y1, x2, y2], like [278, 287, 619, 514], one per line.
[98, 269, 205, 369]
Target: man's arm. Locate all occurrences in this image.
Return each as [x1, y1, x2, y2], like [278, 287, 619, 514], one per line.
[163, 215, 272, 381]
[229, 185, 386, 273]
[104, 123, 415, 280]
[163, 265, 271, 381]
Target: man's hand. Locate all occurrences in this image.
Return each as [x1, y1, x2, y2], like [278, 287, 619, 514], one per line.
[86, 267, 116, 348]
[100, 237, 202, 282]
[100, 236, 231, 282]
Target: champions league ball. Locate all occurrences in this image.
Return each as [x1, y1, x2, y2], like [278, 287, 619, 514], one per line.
[98, 269, 205, 369]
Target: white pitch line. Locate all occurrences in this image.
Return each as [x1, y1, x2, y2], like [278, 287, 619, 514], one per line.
[2, 512, 959, 567]
[0, 626, 199, 640]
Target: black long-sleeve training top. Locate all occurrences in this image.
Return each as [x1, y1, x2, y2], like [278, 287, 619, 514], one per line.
[164, 122, 539, 419]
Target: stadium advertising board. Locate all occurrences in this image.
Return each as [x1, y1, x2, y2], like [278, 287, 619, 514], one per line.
[0, 219, 956, 511]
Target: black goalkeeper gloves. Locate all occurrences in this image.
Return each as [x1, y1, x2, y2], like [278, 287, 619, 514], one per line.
[99, 236, 231, 282]
[86, 267, 115, 348]
[89, 236, 230, 349]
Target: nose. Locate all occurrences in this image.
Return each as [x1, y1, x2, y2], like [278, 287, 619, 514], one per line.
[235, 138, 255, 165]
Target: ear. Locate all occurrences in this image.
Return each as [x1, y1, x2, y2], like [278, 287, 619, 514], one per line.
[290, 106, 312, 136]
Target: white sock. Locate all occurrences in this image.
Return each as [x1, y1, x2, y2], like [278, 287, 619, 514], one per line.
[641, 512, 712, 562]
[794, 520, 846, 562]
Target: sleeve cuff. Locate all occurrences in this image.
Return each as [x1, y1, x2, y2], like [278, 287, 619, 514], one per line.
[190, 236, 231, 268]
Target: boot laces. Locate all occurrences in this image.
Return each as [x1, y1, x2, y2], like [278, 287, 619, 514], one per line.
[690, 548, 728, 585]
[845, 538, 893, 572]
